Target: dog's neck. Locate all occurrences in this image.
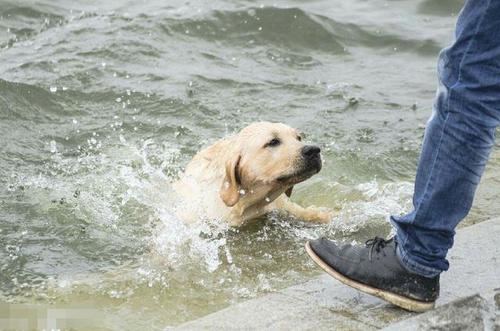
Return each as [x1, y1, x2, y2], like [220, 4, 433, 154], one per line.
[228, 182, 287, 225]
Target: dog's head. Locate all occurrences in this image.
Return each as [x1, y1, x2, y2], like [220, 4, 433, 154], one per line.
[220, 122, 322, 207]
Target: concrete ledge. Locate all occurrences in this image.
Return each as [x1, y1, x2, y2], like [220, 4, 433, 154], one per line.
[175, 218, 500, 330]
[382, 290, 500, 331]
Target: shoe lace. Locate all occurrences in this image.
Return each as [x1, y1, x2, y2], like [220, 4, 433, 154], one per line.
[365, 236, 392, 261]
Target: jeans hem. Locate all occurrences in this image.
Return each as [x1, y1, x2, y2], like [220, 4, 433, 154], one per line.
[396, 243, 441, 278]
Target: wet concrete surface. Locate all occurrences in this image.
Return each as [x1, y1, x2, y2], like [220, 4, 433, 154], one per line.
[174, 217, 500, 330]
[383, 290, 500, 331]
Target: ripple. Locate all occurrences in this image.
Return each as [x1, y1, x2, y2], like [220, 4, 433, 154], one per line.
[162, 7, 346, 53]
[417, 0, 464, 16]
[0, 1, 496, 328]
[152, 6, 443, 56]
[0, 2, 67, 48]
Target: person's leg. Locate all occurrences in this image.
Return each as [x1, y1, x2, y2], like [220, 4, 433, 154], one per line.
[392, 0, 500, 277]
[306, 0, 500, 312]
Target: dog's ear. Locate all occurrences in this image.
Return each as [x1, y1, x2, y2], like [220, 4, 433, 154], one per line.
[220, 154, 241, 207]
[285, 186, 293, 197]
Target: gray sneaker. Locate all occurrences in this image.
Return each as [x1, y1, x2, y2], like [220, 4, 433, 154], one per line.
[306, 237, 439, 312]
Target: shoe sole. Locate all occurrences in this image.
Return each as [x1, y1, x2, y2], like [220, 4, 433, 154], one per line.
[305, 241, 435, 313]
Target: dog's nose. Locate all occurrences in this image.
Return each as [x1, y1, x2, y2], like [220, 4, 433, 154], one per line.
[302, 145, 321, 158]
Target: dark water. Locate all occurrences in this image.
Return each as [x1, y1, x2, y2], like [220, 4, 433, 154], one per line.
[0, 0, 498, 329]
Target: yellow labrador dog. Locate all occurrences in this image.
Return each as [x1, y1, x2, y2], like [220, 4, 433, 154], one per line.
[173, 122, 333, 226]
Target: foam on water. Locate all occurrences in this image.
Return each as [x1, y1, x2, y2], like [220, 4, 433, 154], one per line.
[329, 180, 413, 238]
[5, 128, 414, 298]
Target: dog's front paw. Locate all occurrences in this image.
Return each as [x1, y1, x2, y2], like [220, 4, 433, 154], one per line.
[307, 206, 335, 224]
[317, 210, 335, 224]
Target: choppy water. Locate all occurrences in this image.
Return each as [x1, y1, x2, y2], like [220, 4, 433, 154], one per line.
[1, 0, 499, 329]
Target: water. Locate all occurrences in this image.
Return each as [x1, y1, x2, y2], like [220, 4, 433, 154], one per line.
[0, 0, 499, 329]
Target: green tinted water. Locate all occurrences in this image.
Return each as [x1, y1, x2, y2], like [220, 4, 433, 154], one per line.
[0, 0, 498, 329]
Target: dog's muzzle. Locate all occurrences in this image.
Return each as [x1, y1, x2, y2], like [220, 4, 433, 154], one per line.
[301, 145, 322, 173]
[277, 145, 322, 183]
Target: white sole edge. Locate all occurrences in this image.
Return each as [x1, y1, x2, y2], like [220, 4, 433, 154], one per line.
[305, 241, 435, 313]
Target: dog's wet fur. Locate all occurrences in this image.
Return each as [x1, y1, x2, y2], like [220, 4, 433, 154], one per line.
[173, 122, 333, 226]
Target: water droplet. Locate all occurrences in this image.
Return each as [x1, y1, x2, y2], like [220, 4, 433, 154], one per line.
[239, 189, 246, 195]
[265, 197, 270, 202]
[258, 26, 263, 31]
[116, 97, 122, 102]
[49, 86, 57, 93]
[49, 140, 57, 153]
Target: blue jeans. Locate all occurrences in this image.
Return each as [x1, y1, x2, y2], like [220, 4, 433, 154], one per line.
[391, 0, 500, 278]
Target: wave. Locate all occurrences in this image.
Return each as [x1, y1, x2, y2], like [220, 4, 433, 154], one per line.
[158, 7, 442, 56]
[1, 4, 442, 57]
[0, 2, 67, 48]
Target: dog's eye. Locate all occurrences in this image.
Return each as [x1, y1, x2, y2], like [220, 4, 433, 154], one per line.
[297, 135, 302, 141]
[265, 138, 281, 148]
